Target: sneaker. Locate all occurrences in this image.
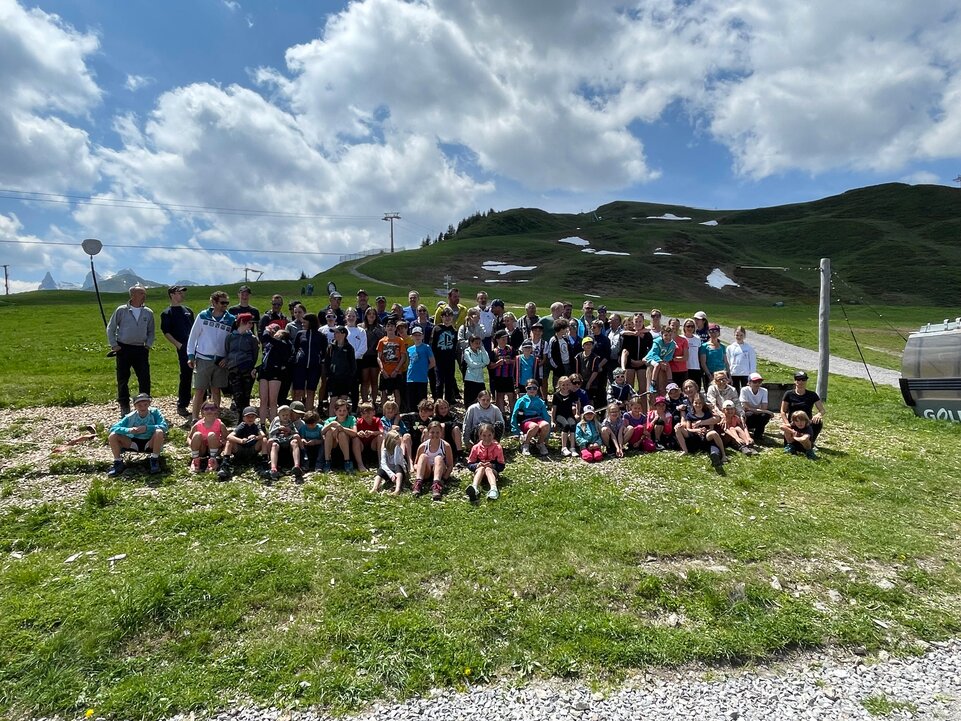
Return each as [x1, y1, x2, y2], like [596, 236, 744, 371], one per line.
[107, 459, 125, 478]
[465, 485, 478, 503]
[805, 449, 818, 460]
[783, 444, 796, 455]
[431, 482, 443, 501]
[521, 443, 531, 456]
[710, 450, 722, 469]
[292, 466, 304, 483]
[344, 461, 355, 473]
[190, 457, 203, 474]
[487, 488, 499, 500]
[655, 443, 666, 452]
[217, 465, 230, 482]
[537, 443, 549, 456]
[313, 460, 325, 472]
[269, 468, 280, 482]
[119, 403, 131, 418]
[561, 447, 571, 458]
[206, 456, 219, 473]
[412, 479, 424, 496]
[148, 456, 161, 475]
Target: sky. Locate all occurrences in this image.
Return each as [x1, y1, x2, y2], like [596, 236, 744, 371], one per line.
[2, 0, 960, 293]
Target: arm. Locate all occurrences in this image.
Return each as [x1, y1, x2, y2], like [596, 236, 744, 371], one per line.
[148, 409, 169, 436]
[145, 311, 156, 348]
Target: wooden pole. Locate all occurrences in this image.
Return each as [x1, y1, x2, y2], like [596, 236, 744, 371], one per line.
[817, 257, 830, 401]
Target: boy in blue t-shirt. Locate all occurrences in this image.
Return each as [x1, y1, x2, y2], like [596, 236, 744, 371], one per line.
[406, 326, 436, 410]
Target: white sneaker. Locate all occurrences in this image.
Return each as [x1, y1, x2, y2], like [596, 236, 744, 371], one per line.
[521, 443, 531, 456]
[561, 447, 572, 457]
[537, 443, 549, 456]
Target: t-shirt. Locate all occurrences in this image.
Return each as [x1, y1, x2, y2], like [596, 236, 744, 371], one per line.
[356, 416, 382, 438]
[701, 343, 727, 374]
[160, 305, 195, 344]
[552, 392, 578, 420]
[782, 389, 821, 419]
[739, 385, 769, 411]
[301, 423, 323, 441]
[377, 336, 405, 377]
[406, 343, 434, 382]
[669, 335, 689, 373]
[324, 414, 357, 429]
[401, 412, 432, 440]
[516, 353, 537, 386]
[232, 421, 261, 440]
[685, 334, 702, 371]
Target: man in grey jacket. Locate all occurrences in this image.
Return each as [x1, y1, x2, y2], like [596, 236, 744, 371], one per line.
[107, 283, 156, 417]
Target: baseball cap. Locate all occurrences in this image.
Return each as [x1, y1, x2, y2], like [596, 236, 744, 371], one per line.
[491, 298, 505, 308]
[749, 372, 763, 382]
[582, 405, 596, 415]
[329, 291, 343, 299]
[520, 339, 533, 349]
[239, 285, 251, 292]
[694, 311, 707, 320]
[167, 285, 186, 294]
[133, 392, 152, 403]
[666, 382, 680, 391]
[722, 400, 736, 409]
[597, 305, 607, 312]
[277, 405, 291, 413]
[410, 326, 424, 335]
[129, 283, 146, 292]
[794, 371, 809, 380]
[236, 312, 253, 324]
[581, 336, 594, 346]
[376, 295, 387, 302]
[356, 289, 368, 296]
[289, 401, 306, 415]
[655, 396, 667, 405]
[242, 406, 258, 417]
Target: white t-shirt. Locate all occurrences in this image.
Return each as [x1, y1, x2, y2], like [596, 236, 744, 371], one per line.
[739, 385, 768, 410]
[685, 334, 702, 370]
[726, 341, 757, 376]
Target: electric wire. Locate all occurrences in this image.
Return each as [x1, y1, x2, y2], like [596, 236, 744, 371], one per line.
[831, 280, 878, 392]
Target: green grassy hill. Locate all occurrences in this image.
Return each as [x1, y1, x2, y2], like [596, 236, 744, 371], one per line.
[364, 182, 960, 306]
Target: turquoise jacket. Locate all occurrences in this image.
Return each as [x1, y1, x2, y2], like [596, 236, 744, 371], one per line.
[110, 407, 168, 439]
[511, 394, 549, 434]
[574, 419, 602, 449]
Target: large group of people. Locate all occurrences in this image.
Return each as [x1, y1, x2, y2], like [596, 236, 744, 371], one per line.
[104, 284, 828, 495]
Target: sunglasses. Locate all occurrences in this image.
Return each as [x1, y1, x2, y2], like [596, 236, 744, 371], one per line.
[217, 301, 229, 306]
[571, 380, 582, 385]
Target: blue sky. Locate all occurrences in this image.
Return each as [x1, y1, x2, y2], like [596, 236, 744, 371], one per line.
[1, 0, 959, 292]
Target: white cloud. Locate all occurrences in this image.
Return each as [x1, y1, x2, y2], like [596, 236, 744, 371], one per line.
[0, 0, 101, 189]
[222, 0, 240, 11]
[124, 74, 153, 92]
[900, 171, 941, 186]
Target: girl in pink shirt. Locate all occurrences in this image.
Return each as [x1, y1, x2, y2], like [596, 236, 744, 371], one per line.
[465, 424, 506, 502]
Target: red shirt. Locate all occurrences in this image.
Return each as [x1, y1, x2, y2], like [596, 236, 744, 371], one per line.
[468, 441, 506, 465]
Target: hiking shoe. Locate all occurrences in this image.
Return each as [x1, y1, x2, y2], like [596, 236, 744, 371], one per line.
[710, 450, 723, 469]
[107, 459, 125, 478]
[190, 457, 203, 474]
[292, 466, 304, 483]
[217, 465, 231, 482]
[561, 447, 572, 458]
[412, 479, 424, 496]
[148, 456, 161, 475]
[465, 485, 477, 503]
[119, 403, 131, 418]
[344, 461, 355, 473]
[537, 443, 549, 456]
[206, 456, 219, 473]
[268, 468, 280, 482]
[805, 449, 818, 460]
[521, 443, 531, 456]
[487, 488, 499, 500]
[783, 444, 796, 455]
[431, 482, 443, 501]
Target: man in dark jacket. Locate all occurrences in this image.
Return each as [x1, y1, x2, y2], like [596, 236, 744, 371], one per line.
[160, 285, 194, 417]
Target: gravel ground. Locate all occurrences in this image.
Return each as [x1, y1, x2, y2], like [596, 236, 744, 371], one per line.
[158, 640, 961, 721]
[730, 331, 900, 389]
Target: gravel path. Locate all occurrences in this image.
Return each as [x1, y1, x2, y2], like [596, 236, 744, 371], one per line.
[735, 331, 901, 389]
[174, 640, 961, 721]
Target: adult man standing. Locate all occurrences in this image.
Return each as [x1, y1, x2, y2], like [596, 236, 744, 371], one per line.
[403, 290, 420, 323]
[355, 289, 371, 317]
[539, 302, 564, 342]
[259, 294, 287, 338]
[472, 291, 494, 343]
[107, 283, 155, 417]
[186, 290, 236, 420]
[375, 295, 389, 323]
[229, 285, 260, 326]
[324, 291, 346, 324]
[435, 287, 468, 327]
[160, 285, 195, 417]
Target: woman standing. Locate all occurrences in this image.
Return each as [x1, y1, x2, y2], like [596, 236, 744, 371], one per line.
[698, 323, 728, 392]
[725, 326, 757, 391]
[360, 307, 385, 406]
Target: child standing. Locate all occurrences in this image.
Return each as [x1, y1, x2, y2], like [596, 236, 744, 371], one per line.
[574, 405, 604, 462]
[462, 335, 490, 406]
[489, 329, 516, 414]
[406, 326, 435, 410]
[225, 313, 259, 413]
[430, 307, 459, 404]
[575, 337, 604, 408]
[466, 423, 506, 502]
[551, 375, 579, 458]
[377, 317, 407, 409]
[514, 340, 538, 395]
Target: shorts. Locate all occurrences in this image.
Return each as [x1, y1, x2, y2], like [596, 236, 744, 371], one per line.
[521, 419, 545, 433]
[358, 356, 379, 370]
[257, 366, 285, 382]
[491, 375, 515, 393]
[121, 436, 152, 453]
[379, 375, 402, 392]
[194, 358, 228, 389]
[291, 365, 323, 391]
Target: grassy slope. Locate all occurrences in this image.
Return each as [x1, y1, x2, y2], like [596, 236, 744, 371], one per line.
[2, 374, 961, 719]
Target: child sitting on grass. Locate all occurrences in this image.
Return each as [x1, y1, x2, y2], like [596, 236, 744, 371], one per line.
[372, 430, 407, 495]
[645, 395, 675, 451]
[188, 401, 228, 474]
[379, 399, 413, 470]
[466, 423, 506, 502]
[320, 398, 359, 472]
[432, 398, 464, 459]
[107, 392, 168, 477]
[600, 402, 627, 458]
[462, 389, 506, 445]
[623, 396, 654, 453]
[413, 421, 454, 501]
[218, 406, 267, 480]
[551, 375, 579, 458]
[354, 402, 384, 472]
[267, 404, 305, 483]
[574, 405, 604, 463]
[781, 410, 817, 459]
[719, 400, 758, 456]
[300, 411, 325, 471]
